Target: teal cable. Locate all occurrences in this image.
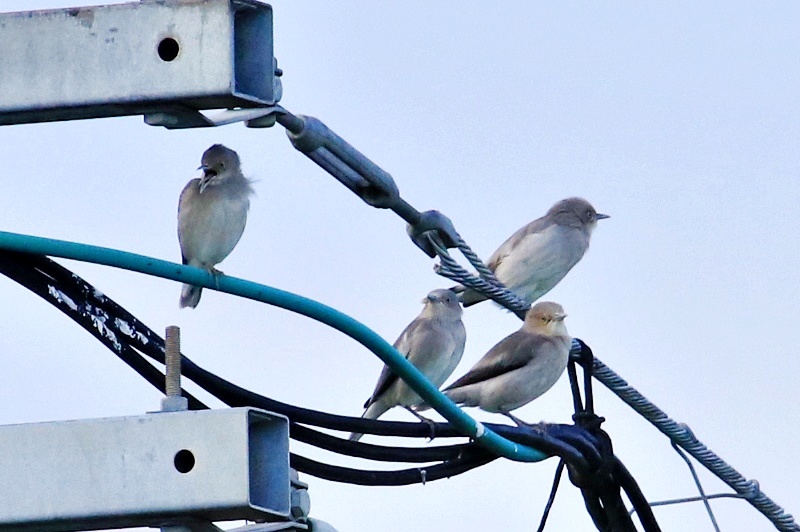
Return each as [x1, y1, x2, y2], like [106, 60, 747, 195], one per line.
[0, 230, 548, 463]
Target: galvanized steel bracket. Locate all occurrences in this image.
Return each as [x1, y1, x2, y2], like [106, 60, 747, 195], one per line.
[0, 0, 279, 127]
[0, 408, 291, 531]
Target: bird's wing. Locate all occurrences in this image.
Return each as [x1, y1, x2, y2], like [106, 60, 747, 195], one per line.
[364, 365, 400, 409]
[177, 179, 200, 265]
[445, 332, 548, 390]
[363, 318, 425, 408]
[486, 216, 553, 271]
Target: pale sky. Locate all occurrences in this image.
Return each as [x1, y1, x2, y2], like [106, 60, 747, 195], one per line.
[1, 2, 799, 531]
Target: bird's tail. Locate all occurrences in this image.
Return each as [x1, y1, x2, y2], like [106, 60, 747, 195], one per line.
[449, 284, 466, 294]
[179, 283, 203, 309]
[348, 401, 390, 442]
[458, 288, 487, 307]
[412, 400, 432, 413]
[441, 387, 476, 408]
[450, 283, 488, 307]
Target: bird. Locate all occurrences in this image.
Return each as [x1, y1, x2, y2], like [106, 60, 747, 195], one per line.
[459, 197, 608, 307]
[348, 289, 467, 442]
[177, 144, 254, 309]
[429, 301, 571, 426]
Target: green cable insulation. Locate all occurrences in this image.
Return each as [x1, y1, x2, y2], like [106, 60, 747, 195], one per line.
[0, 230, 547, 462]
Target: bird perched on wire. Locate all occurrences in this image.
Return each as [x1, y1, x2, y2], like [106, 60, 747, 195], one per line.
[349, 289, 466, 442]
[422, 301, 570, 426]
[459, 197, 608, 307]
[177, 144, 254, 309]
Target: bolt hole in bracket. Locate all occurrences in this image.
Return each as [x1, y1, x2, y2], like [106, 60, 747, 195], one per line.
[174, 449, 196, 474]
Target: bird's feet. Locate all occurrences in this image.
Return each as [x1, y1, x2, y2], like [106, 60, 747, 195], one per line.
[208, 267, 225, 289]
[505, 412, 528, 427]
[505, 413, 548, 433]
[406, 407, 438, 441]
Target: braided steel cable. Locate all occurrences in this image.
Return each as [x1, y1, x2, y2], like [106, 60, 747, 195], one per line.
[426, 230, 799, 531]
[591, 357, 799, 532]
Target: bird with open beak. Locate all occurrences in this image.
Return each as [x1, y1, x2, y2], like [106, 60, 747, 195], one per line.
[177, 144, 254, 309]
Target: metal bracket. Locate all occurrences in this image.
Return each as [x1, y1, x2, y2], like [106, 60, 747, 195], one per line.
[0, 408, 290, 531]
[0, 0, 279, 127]
[144, 105, 281, 129]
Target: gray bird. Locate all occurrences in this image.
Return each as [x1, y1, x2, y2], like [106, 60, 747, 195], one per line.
[349, 289, 466, 442]
[434, 301, 570, 426]
[178, 144, 254, 309]
[460, 197, 608, 307]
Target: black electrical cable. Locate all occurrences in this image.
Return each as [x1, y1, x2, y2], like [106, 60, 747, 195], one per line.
[575, 452, 642, 532]
[574, 339, 596, 413]
[540, 423, 603, 467]
[0, 248, 657, 527]
[562, 333, 663, 532]
[0, 251, 211, 409]
[581, 488, 611, 532]
[614, 457, 661, 531]
[568, 356, 585, 413]
[595, 478, 639, 532]
[8, 250, 465, 438]
[567, 351, 611, 531]
[0, 250, 496, 482]
[290, 423, 470, 463]
[0, 252, 569, 477]
[537, 460, 565, 532]
[291, 449, 498, 487]
[0, 251, 596, 464]
[0, 251, 458, 435]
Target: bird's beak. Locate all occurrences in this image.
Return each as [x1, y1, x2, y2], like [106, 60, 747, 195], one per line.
[198, 165, 214, 194]
[596, 213, 610, 220]
[554, 313, 567, 321]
